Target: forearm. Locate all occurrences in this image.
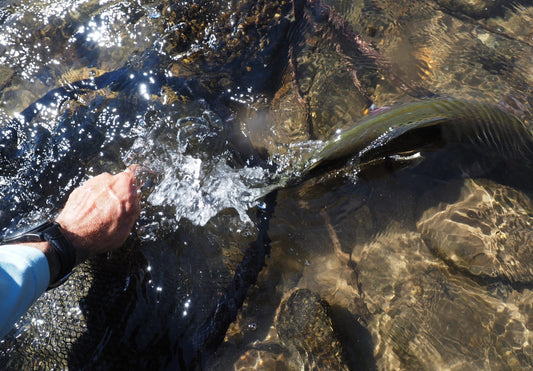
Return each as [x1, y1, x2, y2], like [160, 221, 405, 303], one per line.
[0, 167, 140, 339]
[0, 230, 78, 339]
[23, 241, 62, 287]
[0, 244, 50, 338]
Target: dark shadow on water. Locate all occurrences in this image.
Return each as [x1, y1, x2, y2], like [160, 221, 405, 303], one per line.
[65, 239, 181, 370]
[62, 190, 277, 370]
[356, 143, 533, 222]
[330, 304, 378, 371]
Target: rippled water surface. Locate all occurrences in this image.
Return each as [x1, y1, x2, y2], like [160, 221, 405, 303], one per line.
[1, 0, 533, 369]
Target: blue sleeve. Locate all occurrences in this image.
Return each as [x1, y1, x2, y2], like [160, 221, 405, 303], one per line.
[0, 244, 50, 339]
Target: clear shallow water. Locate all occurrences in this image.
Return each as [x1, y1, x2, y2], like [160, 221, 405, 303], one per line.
[1, 0, 533, 369]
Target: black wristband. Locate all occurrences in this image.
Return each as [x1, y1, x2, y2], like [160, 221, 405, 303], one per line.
[42, 223, 77, 289]
[2, 220, 77, 289]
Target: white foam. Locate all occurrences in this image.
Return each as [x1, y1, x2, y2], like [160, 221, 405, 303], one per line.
[143, 149, 267, 226]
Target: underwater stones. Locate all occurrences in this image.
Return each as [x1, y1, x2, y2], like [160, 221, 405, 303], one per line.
[353, 227, 433, 317]
[417, 178, 533, 284]
[274, 288, 349, 370]
[352, 225, 533, 369]
[233, 348, 290, 370]
[435, 0, 509, 19]
[227, 287, 353, 370]
[0, 66, 13, 90]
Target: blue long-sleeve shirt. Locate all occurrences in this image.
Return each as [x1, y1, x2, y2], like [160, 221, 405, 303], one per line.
[0, 244, 49, 338]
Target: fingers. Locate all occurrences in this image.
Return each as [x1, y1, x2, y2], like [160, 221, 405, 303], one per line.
[55, 166, 144, 256]
[114, 166, 142, 216]
[74, 167, 141, 219]
[125, 164, 139, 174]
[82, 165, 137, 186]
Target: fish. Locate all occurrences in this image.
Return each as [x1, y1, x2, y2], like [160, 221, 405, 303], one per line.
[273, 97, 533, 189]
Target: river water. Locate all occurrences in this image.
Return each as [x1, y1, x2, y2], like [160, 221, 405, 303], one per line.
[1, 0, 533, 370]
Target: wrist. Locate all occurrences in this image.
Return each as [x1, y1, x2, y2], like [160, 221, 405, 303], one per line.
[2, 220, 79, 289]
[53, 221, 88, 265]
[23, 241, 61, 287]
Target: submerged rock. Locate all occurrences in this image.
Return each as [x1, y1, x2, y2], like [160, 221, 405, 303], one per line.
[353, 225, 533, 370]
[227, 288, 350, 370]
[418, 178, 533, 284]
[275, 288, 349, 370]
[435, 0, 510, 18]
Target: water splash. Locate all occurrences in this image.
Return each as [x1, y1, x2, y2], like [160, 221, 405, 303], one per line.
[124, 111, 270, 227]
[147, 152, 267, 226]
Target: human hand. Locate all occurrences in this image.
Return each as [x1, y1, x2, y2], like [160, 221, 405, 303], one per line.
[55, 165, 141, 261]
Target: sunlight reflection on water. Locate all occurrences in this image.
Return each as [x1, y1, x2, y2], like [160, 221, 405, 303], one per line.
[2, 0, 533, 369]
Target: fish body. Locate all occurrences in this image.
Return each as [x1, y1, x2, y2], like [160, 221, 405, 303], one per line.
[293, 98, 533, 184]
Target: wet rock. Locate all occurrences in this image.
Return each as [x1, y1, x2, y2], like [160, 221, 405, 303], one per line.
[234, 348, 290, 370]
[435, 0, 509, 19]
[274, 288, 349, 370]
[0, 66, 13, 90]
[353, 225, 533, 370]
[417, 178, 533, 284]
